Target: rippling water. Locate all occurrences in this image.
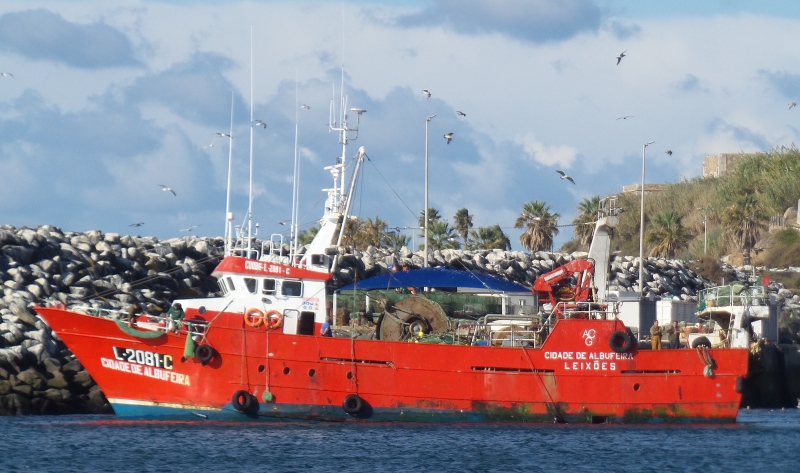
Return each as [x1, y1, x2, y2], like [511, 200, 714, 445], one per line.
[2, 409, 799, 472]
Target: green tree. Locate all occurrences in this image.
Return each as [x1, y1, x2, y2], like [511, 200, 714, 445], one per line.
[453, 208, 473, 248]
[721, 194, 769, 264]
[467, 225, 511, 250]
[384, 231, 411, 250]
[297, 225, 319, 246]
[418, 207, 442, 251]
[572, 196, 600, 250]
[645, 211, 692, 258]
[514, 200, 560, 252]
[428, 220, 459, 250]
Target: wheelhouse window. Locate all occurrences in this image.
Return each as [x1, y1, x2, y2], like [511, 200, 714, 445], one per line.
[219, 276, 236, 295]
[243, 277, 258, 294]
[262, 278, 276, 296]
[282, 281, 302, 297]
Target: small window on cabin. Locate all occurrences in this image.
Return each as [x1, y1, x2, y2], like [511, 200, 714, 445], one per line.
[262, 278, 276, 295]
[226, 277, 236, 292]
[243, 277, 257, 294]
[218, 280, 227, 295]
[282, 281, 302, 297]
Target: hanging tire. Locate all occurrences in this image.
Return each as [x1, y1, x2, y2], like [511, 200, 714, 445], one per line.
[195, 344, 216, 365]
[232, 390, 254, 412]
[342, 394, 363, 415]
[691, 336, 711, 348]
[609, 330, 633, 354]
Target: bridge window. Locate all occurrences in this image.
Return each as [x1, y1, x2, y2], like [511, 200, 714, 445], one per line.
[262, 278, 276, 295]
[243, 277, 257, 294]
[282, 281, 303, 297]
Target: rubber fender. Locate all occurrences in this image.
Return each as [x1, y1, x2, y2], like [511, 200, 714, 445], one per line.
[232, 390, 254, 412]
[609, 330, 633, 354]
[691, 336, 711, 349]
[195, 344, 216, 365]
[342, 394, 363, 415]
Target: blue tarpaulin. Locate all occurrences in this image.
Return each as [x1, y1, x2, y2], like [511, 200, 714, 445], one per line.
[335, 267, 530, 293]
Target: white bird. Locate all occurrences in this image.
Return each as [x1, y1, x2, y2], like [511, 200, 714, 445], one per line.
[457, 111, 466, 117]
[0, 72, 13, 78]
[666, 150, 673, 156]
[129, 222, 144, 227]
[254, 120, 266, 128]
[422, 89, 431, 98]
[616, 115, 634, 120]
[216, 132, 231, 138]
[278, 220, 288, 225]
[301, 104, 310, 109]
[159, 185, 177, 196]
[790, 102, 797, 110]
[556, 170, 575, 185]
[616, 50, 626, 65]
[179, 225, 200, 232]
[444, 132, 454, 144]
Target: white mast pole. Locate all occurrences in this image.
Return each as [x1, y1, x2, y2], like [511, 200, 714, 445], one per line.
[224, 91, 234, 255]
[291, 75, 300, 263]
[247, 27, 254, 258]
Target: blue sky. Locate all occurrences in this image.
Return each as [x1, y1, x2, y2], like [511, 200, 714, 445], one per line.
[1, 0, 800, 251]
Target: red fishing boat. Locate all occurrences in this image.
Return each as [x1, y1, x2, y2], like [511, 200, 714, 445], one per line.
[35, 94, 749, 424]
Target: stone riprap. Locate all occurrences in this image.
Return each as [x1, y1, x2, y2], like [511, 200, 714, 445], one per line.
[1, 224, 796, 415]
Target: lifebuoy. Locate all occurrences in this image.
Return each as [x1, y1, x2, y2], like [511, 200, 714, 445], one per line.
[265, 310, 283, 330]
[609, 330, 633, 353]
[244, 308, 264, 327]
[691, 336, 711, 348]
[232, 390, 255, 412]
[342, 394, 363, 415]
[195, 344, 216, 365]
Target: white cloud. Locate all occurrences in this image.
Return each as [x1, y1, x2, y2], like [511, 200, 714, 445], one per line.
[515, 132, 578, 168]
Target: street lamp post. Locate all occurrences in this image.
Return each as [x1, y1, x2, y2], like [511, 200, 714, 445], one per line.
[639, 140, 655, 297]
[424, 114, 435, 267]
[697, 207, 714, 254]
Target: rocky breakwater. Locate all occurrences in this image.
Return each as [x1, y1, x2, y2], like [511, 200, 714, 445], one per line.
[2, 224, 795, 415]
[0, 225, 223, 415]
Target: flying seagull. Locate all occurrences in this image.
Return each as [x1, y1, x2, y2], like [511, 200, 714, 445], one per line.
[444, 132, 454, 144]
[278, 220, 288, 225]
[456, 111, 466, 117]
[790, 102, 797, 109]
[556, 170, 575, 185]
[616, 115, 634, 120]
[422, 89, 431, 98]
[216, 132, 231, 138]
[179, 225, 200, 232]
[254, 120, 266, 128]
[301, 104, 310, 109]
[159, 184, 177, 196]
[666, 150, 673, 156]
[129, 222, 144, 227]
[0, 72, 13, 78]
[616, 50, 626, 65]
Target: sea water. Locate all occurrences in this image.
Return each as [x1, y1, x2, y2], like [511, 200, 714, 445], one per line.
[1, 408, 799, 472]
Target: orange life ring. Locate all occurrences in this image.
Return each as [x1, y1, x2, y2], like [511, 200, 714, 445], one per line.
[265, 310, 283, 330]
[244, 308, 264, 327]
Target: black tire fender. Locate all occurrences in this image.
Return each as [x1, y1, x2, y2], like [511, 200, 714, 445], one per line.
[691, 336, 711, 348]
[609, 330, 633, 353]
[195, 344, 216, 365]
[342, 394, 363, 415]
[232, 390, 254, 412]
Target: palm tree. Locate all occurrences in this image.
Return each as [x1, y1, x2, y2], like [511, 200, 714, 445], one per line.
[721, 194, 769, 264]
[428, 220, 459, 250]
[418, 207, 442, 251]
[296, 225, 319, 246]
[467, 225, 511, 250]
[453, 208, 473, 248]
[514, 200, 560, 252]
[645, 211, 692, 258]
[572, 196, 600, 250]
[384, 231, 411, 250]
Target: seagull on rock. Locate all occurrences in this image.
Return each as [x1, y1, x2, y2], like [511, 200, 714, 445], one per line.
[159, 185, 177, 196]
[422, 89, 431, 98]
[556, 170, 575, 185]
[444, 132, 454, 144]
[457, 111, 466, 117]
[616, 50, 626, 65]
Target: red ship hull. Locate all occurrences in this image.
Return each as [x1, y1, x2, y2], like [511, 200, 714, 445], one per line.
[36, 305, 748, 423]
